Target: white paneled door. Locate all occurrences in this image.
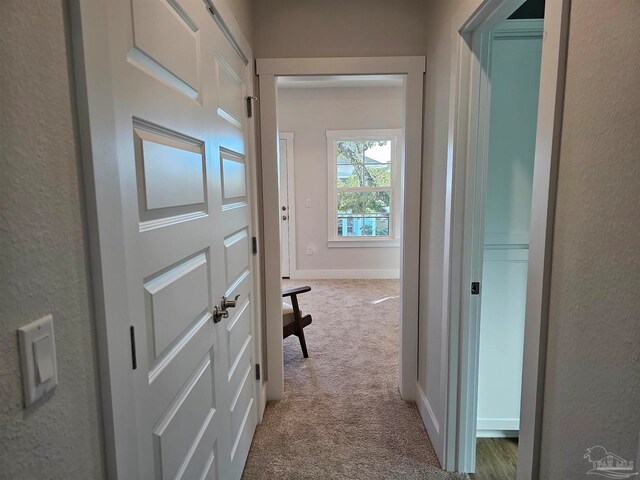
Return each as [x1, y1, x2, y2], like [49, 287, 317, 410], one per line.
[278, 137, 291, 277]
[73, 0, 257, 478]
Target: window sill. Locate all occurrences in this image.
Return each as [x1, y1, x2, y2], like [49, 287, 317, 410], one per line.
[327, 239, 401, 248]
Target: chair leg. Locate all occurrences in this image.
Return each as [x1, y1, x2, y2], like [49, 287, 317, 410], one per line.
[297, 322, 309, 358]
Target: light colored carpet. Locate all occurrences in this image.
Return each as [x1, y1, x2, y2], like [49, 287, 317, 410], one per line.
[242, 279, 469, 480]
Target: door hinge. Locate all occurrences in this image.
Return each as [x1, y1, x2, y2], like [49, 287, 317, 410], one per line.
[130, 326, 137, 370]
[255, 364, 261, 381]
[252, 236, 257, 255]
[246, 96, 257, 118]
[471, 282, 480, 295]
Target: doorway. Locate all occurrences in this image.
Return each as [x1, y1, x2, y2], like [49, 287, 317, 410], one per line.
[443, 0, 570, 477]
[256, 57, 425, 402]
[471, 17, 544, 479]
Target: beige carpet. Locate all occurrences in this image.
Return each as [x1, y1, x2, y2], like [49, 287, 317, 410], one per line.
[242, 279, 469, 480]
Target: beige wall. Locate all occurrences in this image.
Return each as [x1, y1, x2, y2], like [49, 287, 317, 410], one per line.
[253, 0, 430, 58]
[277, 86, 403, 275]
[224, 0, 254, 45]
[0, 1, 104, 478]
[540, 1, 640, 476]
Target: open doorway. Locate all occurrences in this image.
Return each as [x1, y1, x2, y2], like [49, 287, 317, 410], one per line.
[441, 0, 570, 476]
[274, 74, 404, 384]
[245, 69, 448, 477]
[256, 57, 425, 404]
[471, 12, 544, 479]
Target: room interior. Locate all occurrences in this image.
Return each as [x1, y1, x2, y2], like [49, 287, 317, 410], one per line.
[1, 0, 638, 479]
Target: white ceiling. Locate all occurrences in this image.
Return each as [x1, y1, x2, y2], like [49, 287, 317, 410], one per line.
[277, 74, 404, 89]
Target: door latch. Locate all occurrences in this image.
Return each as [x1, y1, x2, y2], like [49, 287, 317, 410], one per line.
[212, 294, 240, 323]
[471, 282, 480, 295]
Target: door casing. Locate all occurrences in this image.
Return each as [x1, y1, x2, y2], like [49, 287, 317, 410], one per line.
[461, 17, 544, 470]
[256, 57, 426, 402]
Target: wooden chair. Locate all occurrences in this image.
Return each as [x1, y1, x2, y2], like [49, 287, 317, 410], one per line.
[282, 286, 313, 358]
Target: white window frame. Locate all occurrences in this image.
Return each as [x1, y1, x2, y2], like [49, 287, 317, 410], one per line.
[326, 128, 403, 247]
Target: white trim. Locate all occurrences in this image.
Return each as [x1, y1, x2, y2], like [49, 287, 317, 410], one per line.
[289, 268, 400, 280]
[417, 382, 440, 436]
[279, 132, 296, 278]
[70, 1, 137, 475]
[257, 56, 425, 402]
[245, 56, 266, 425]
[519, 2, 571, 478]
[326, 128, 403, 243]
[477, 418, 520, 432]
[460, 18, 544, 474]
[258, 74, 283, 400]
[260, 381, 268, 422]
[476, 430, 519, 439]
[326, 128, 403, 140]
[327, 239, 400, 248]
[257, 56, 426, 76]
[442, 0, 570, 477]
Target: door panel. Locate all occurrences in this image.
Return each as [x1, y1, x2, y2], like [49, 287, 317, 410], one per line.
[73, 0, 256, 477]
[129, 0, 201, 98]
[143, 251, 210, 365]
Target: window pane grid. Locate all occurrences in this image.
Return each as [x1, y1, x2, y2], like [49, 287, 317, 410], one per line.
[332, 135, 396, 239]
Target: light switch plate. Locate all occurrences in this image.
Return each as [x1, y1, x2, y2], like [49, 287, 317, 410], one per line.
[18, 315, 57, 408]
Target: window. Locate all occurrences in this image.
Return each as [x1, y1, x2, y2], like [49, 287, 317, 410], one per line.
[327, 129, 402, 245]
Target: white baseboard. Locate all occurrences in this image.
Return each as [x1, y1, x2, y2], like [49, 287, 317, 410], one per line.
[416, 382, 444, 461]
[290, 268, 400, 280]
[477, 417, 520, 431]
[259, 381, 268, 423]
[476, 430, 519, 438]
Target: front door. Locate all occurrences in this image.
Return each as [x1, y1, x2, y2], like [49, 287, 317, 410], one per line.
[73, 0, 258, 478]
[278, 137, 291, 277]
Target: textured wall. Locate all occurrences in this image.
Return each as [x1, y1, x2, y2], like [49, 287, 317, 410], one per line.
[252, 0, 430, 58]
[277, 86, 403, 274]
[539, 1, 640, 476]
[0, 1, 104, 478]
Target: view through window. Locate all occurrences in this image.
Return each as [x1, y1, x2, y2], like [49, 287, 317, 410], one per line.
[328, 130, 400, 239]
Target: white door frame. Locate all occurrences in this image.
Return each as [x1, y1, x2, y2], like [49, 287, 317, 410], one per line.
[69, 0, 262, 475]
[256, 57, 426, 401]
[278, 132, 296, 277]
[443, 0, 570, 477]
[461, 16, 544, 468]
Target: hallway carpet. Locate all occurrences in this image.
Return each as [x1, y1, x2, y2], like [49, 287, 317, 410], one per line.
[242, 279, 468, 480]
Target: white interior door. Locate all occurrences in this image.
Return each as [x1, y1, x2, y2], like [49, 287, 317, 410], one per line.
[278, 136, 291, 277]
[73, 0, 257, 478]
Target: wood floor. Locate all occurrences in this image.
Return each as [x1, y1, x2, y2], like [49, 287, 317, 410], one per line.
[470, 438, 518, 480]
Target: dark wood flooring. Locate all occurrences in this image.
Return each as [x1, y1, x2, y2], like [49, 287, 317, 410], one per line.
[470, 438, 519, 480]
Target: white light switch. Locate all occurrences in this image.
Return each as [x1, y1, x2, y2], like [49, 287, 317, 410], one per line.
[18, 315, 57, 407]
[34, 334, 54, 384]
[305, 199, 312, 208]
